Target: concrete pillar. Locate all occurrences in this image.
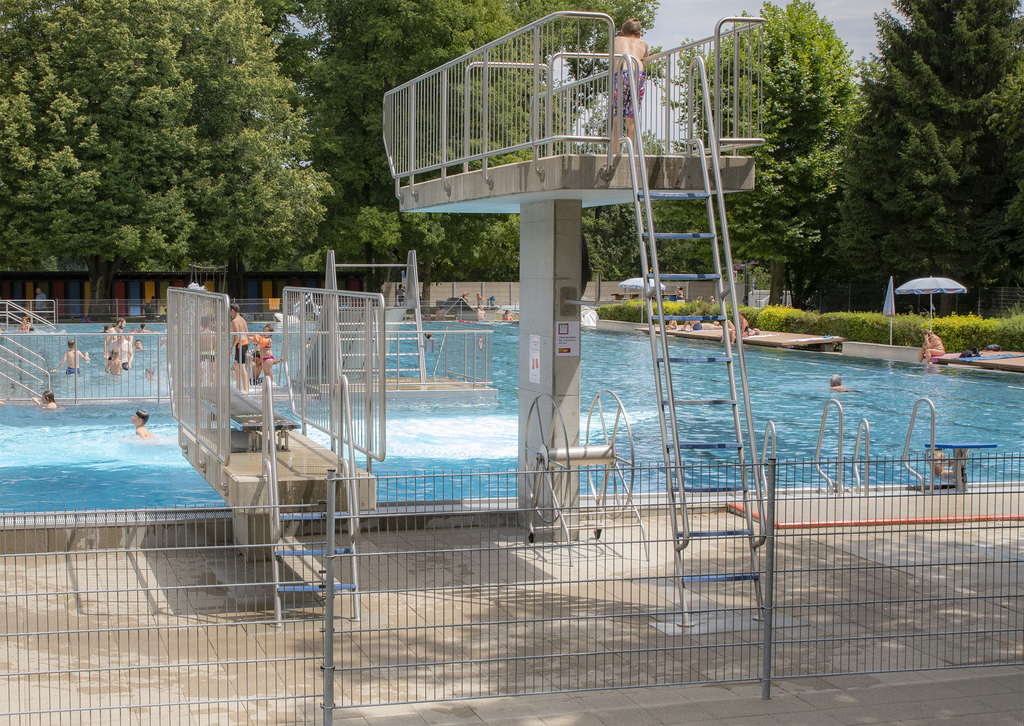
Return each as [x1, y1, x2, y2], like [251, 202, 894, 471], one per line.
[518, 199, 583, 520]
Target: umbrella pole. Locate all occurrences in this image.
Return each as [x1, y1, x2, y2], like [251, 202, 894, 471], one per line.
[929, 293, 933, 329]
[889, 317, 893, 346]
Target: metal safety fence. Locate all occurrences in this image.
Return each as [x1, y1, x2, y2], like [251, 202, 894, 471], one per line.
[1, 455, 1020, 722]
[385, 327, 493, 390]
[281, 287, 386, 462]
[383, 12, 764, 197]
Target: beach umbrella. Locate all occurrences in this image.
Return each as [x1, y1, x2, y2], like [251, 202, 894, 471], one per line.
[882, 276, 896, 346]
[895, 276, 966, 329]
[619, 277, 666, 292]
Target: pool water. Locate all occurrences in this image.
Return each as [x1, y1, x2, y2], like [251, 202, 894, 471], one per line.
[2, 323, 1023, 510]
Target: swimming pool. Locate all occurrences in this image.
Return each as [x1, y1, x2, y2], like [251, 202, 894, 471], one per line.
[2, 323, 1023, 510]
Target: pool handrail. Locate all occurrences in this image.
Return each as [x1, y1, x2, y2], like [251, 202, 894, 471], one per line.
[814, 399, 844, 493]
[0, 343, 50, 392]
[851, 418, 871, 493]
[0, 368, 44, 398]
[0, 333, 47, 365]
[902, 397, 936, 492]
[263, 376, 284, 622]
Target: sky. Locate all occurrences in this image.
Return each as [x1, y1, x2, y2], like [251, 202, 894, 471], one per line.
[645, 0, 894, 64]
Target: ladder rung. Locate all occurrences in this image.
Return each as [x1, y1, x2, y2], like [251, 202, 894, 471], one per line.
[278, 583, 357, 593]
[664, 399, 737, 406]
[654, 315, 726, 321]
[682, 573, 760, 583]
[669, 442, 743, 450]
[655, 274, 722, 280]
[658, 356, 732, 364]
[639, 191, 711, 201]
[275, 548, 354, 557]
[642, 233, 717, 241]
[688, 530, 754, 538]
[279, 512, 352, 521]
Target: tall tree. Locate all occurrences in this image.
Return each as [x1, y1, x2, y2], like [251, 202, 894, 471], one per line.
[837, 0, 1023, 308]
[0, 0, 329, 300]
[726, 1, 856, 308]
[992, 53, 1024, 256]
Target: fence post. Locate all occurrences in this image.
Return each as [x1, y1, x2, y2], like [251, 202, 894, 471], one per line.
[761, 457, 776, 700]
[323, 469, 337, 725]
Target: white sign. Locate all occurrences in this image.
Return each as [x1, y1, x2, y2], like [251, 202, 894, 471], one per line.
[555, 321, 580, 357]
[529, 335, 541, 384]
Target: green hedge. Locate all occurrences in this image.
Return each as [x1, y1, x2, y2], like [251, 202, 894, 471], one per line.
[596, 303, 1024, 352]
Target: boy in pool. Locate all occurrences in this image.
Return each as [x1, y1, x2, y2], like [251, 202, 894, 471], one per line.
[132, 410, 153, 440]
[106, 349, 122, 375]
[51, 340, 90, 374]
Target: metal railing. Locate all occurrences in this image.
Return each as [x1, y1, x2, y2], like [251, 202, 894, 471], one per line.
[1, 454, 1019, 721]
[167, 287, 232, 474]
[0, 331, 166, 402]
[0, 299, 57, 328]
[386, 327, 492, 389]
[281, 287, 387, 462]
[383, 12, 764, 196]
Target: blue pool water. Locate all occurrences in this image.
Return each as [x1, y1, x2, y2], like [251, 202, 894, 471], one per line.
[2, 323, 1023, 510]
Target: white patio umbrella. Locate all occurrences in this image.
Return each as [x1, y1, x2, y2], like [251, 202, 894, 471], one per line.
[619, 277, 666, 292]
[882, 276, 896, 345]
[894, 276, 966, 329]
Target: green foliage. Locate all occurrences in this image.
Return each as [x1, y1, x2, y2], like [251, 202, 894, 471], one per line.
[838, 0, 1024, 294]
[992, 54, 1024, 240]
[0, 0, 329, 297]
[727, 1, 856, 308]
[596, 302, 1024, 351]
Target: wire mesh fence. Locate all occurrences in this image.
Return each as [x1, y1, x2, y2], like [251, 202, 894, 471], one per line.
[1, 457, 1020, 722]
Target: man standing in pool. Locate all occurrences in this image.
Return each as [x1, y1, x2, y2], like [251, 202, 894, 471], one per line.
[132, 410, 153, 440]
[229, 302, 249, 390]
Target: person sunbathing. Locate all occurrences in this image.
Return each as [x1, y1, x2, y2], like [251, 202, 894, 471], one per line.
[918, 331, 945, 364]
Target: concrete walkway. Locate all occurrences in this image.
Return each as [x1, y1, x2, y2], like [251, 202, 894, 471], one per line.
[347, 666, 1024, 726]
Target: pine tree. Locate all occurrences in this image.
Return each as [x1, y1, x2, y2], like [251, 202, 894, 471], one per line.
[838, 0, 1023, 303]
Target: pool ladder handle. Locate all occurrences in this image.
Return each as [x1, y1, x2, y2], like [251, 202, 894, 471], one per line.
[902, 397, 936, 493]
[812, 399, 874, 495]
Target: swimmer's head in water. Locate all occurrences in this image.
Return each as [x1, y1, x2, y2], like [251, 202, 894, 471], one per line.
[264, 323, 274, 332]
[830, 375, 843, 387]
[135, 410, 149, 425]
[42, 390, 55, 404]
[145, 368, 156, 379]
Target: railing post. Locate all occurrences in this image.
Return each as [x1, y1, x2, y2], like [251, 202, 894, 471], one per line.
[323, 468, 337, 725]
[761, 457, 776, 699]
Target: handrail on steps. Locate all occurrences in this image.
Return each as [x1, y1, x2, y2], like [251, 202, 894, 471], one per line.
[814, 399, 844, 493]
[851, 418, 871, 493]
[902, 397, 936, 492]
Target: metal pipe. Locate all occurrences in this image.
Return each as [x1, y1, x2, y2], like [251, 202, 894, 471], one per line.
[902, 397, 937, 492]
[814, 398, 844, 493]
[761, 456, 777, 699]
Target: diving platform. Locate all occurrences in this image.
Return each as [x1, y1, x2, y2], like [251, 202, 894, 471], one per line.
[396, 154, 754, 214]
[229, 386, 299, 451]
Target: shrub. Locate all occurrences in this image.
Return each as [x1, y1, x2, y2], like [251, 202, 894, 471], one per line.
[596, 303, 1024, 350]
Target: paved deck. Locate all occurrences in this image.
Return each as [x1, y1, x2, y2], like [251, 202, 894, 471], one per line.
[350, 665, 1024, 726]
[934, 352, 1024, 373]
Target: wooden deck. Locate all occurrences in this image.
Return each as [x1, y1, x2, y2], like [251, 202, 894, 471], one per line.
[639, 326, 845, 351]
[933, 352, 1024, 373]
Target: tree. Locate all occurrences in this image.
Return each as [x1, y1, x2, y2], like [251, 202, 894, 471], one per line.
[837, 0, 1023, 308]
[299, 0, 659, 293]
[726, 1, 856, 308]
[992, 54, 1024, 253]
[0, 0, 329, 300]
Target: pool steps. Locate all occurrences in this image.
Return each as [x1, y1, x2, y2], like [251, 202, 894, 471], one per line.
[623, 57, 765, 630]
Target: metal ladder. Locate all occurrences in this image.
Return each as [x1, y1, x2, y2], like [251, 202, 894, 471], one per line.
[266, 375, 362, 622]
[619, 54, 764, 627]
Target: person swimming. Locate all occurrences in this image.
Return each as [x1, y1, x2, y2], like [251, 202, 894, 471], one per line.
[827, 374, 855, 393]
[31, 390, 58, 409]
[132, 410, 153, 440]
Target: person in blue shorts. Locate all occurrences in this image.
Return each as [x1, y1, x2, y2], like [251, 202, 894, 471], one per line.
[51, 340, 89, 374]
[612, 19, 648, 145]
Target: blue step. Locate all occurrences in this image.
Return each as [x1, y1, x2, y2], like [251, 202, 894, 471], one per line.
[278, 583, 357, 593]
[275, 548, 354, 557]
[669, 442, 743, 450]
[658, 356, 732, 364]
[655, 272, 720, 280]
[682, 573, 760, 583]
[664, 398, 737, 407]
[654, 315, 726, 321]
[642, 233, 717, 241]
[279, 512, 352, 521]
[687, 530, 754, 538]
[639, 191, 711, 201]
